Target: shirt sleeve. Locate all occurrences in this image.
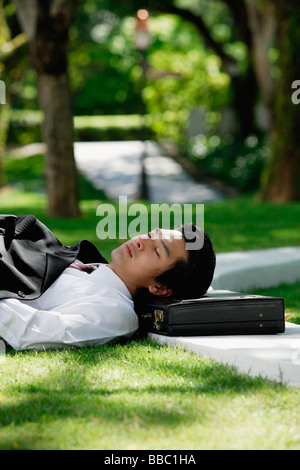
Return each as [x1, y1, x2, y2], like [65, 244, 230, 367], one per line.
[0, 296, 139, 350]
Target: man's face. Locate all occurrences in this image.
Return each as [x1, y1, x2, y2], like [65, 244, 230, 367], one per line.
[108, 228, 188, 296]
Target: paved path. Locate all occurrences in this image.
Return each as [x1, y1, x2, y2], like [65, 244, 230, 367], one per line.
[74, 141, 224, 203]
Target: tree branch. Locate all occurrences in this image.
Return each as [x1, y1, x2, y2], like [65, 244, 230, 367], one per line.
[157, 3, 236, 71]
[221, 0, 253, 48]
[0, 32, 27, 62]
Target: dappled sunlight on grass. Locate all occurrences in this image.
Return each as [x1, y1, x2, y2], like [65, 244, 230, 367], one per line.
[204, 198, 300, 253]
[1, 340, 299, 450]
[0, 190, 300, 449]
[270, 229, 300, 245]
[0, 189, 47, 215]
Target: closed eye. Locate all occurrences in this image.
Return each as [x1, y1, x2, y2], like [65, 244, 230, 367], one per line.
[148, 232, 159, 256]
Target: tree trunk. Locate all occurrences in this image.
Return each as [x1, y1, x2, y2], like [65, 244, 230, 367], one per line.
[0, 105, 10, 188]
[260, 0, 300, 201]
[38, 72, 79, 217]
[230, 66, 258, 137]
[0, 1, 26, 189]
[245, 0, 276, 130]
[12, 0, 81, 217]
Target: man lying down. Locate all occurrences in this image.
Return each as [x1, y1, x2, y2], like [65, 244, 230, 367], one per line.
[0, 214, 216, 350]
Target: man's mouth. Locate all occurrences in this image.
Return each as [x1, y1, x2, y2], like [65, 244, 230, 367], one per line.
[125, 243, 133, 257]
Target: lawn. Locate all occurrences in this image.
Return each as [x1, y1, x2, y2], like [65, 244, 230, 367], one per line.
[0, 178, 300, 450]
[1, 339, 300, 450]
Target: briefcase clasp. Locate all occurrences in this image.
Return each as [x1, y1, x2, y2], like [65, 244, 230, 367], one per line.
[154, 309, 164, 330]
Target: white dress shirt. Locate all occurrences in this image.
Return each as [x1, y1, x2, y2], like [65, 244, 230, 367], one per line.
[0, 263, 138, 350]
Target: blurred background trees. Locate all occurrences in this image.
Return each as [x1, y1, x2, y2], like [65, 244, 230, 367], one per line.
[259, 0, 300, 201]
[1, 0, 300, 216]
[0, 0, 26, 188]
[12, 0, 81, 217]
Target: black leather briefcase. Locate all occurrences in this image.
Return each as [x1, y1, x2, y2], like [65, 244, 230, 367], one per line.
[136, 290, 285, 336]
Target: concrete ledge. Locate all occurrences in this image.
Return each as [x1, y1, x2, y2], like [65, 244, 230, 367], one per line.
[150, 247, 300, 387]
[150, 322, 300, 387]
[212, 247, 300, 292]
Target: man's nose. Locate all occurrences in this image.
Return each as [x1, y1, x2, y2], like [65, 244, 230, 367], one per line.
[135, 237, 145, 251]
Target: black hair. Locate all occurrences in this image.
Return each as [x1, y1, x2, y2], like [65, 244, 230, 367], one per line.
[134, 224, 216, 302]
[155, 223, 216, 299]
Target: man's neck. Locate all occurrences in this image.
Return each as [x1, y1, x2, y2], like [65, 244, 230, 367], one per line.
[106, 264, 137, 297]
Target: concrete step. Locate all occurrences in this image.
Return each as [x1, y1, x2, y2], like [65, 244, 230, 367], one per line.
[212, 247, 300, 292]
[151, 247, 300, 387]
[150, 322, 300, 387]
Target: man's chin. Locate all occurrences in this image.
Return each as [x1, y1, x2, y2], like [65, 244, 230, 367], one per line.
[111, 244, 127, 263]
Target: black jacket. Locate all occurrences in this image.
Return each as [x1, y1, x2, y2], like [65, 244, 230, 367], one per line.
[0, 214, 107, 301]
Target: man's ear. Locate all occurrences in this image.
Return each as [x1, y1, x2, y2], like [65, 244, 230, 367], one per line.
[148, 284, 173, 297]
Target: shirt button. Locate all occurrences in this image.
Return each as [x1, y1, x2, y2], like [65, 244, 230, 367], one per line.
[18, 291, 26, 298]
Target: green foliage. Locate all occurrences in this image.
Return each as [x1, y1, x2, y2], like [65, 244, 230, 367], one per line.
[0, 0, 10, 61]
[4, 0, 298, 199]
[69, 4, 140, 115]
[7, 110, 43, 145]
[183, 133, 270, 192]
[4, 153, 44, 191]
[69, 6, 231, 140]
[3, 153, 108, 202]
[6, 111, 153, 145]
[74, 115, 153, 142]
[142, 15, 231, 142]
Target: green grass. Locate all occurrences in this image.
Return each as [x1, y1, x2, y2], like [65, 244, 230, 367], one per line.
[0, 175, 300, 449]
[249, 282, 300, 325]
[2, 153, 300, 252]
[1, 340, 300, 450]
[7, 111, 152, 145]
[203, 196, 300, 253]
